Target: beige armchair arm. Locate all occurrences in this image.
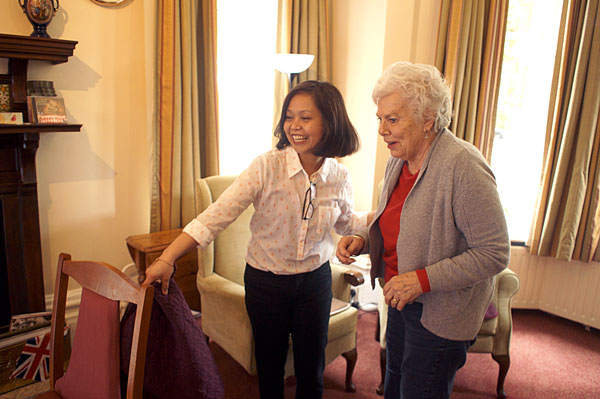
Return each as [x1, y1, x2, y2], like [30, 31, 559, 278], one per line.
[331, 263, 364, 302]
[343, 270, 365, 286]
[493, 268, 520, 356]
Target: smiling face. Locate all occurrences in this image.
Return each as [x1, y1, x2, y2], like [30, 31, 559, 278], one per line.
[376, 92, 434, 167]
[284, 93, 325, 165]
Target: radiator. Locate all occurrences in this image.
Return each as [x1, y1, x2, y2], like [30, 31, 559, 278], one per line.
[509, 246, 600, 330]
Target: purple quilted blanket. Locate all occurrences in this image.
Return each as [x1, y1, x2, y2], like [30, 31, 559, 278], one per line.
[120, 281, 224, 399]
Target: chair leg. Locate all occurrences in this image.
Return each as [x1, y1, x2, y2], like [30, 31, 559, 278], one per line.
[375, 310, 381, 343]
[492, 353, 509, 399]
[376, 347, 385, 396]
[341, 348, 357, 392]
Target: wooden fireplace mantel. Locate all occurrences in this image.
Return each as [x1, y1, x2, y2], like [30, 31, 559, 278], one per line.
[0, 33, 78, 63]
[0, 33, 81, 327]
[0, 33, 81, 127]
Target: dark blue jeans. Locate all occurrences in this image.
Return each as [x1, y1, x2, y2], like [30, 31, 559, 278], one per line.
[244, 262, 332, 399]
[384, 302, 473, 399]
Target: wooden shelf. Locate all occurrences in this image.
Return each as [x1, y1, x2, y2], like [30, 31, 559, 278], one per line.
[0, 123, 82, 134]
[0, 33, 79, 126]
[0, 33, 77, 64]
[0, 33, 80, 322]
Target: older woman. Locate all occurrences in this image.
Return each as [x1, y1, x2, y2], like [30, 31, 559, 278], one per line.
[337, 61, 510, 398]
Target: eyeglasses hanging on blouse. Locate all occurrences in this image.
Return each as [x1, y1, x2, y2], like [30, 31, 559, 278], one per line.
[302, 182, 316, 220]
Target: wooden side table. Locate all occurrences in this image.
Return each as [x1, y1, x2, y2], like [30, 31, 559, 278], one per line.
[126, 229, 201, 310]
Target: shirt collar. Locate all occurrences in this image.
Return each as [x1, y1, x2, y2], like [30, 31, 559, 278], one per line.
[284, 146, 332, 183]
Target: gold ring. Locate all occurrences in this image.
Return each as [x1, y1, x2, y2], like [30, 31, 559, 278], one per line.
[391, 298, 398, 304]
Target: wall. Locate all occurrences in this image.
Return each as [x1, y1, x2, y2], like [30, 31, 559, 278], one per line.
[330, 0, 386, 213]
[331, 0, 441, 212]
[0, 1, 155, 298]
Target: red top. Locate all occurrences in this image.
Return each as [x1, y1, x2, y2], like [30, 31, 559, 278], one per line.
[378, 163, 430, 292]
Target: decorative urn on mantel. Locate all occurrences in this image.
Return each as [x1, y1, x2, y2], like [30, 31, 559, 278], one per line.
[18, 0, 60, 38]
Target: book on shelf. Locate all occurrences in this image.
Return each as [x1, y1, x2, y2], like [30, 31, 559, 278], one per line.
[27, 96, 67, 124]
[0, 112, 23, 124]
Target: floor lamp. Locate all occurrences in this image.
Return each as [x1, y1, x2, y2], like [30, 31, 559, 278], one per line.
[274, 53, 315, 91]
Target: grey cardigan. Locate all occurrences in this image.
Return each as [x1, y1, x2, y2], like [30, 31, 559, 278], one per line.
[366, 129, 510, 340]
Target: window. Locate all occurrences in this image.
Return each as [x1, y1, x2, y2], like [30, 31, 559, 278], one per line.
[491, 0, 563, 243]
[216, 1, 278, 175]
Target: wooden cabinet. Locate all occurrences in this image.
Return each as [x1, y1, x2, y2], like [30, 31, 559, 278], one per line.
[126, 229, 201, 311]
[0, 33, 81, 327]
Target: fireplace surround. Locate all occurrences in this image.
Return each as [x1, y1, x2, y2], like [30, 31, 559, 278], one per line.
[0, 33, 81, 331]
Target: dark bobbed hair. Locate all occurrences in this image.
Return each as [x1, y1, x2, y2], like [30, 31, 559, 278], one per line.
[274, 80, 360, 158]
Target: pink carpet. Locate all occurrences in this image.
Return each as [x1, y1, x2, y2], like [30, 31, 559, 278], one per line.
[206, 309, 600, 399]
[453, 310, 600, 399]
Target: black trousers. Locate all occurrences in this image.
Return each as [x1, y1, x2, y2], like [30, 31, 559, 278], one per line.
[244, 262, 332, 399]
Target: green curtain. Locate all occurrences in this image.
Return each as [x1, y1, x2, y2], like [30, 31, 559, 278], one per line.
[151, 0, 219, 232]
[530, 0, 600, 262]
[273, 0, 330, 142]
[435, 0, 509, 162]
[289, 0, 330, 83]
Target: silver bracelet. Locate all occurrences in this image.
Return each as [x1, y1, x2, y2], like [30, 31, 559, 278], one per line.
[157, 258, 177, 277]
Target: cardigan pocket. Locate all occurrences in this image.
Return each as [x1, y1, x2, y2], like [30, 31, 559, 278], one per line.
[424, 287, 473, 320]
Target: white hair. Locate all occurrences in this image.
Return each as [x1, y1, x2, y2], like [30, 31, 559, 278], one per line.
[372, 61, 452, 132]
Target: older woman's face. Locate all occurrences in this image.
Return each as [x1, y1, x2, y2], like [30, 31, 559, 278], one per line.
[376, 93, 432, 162]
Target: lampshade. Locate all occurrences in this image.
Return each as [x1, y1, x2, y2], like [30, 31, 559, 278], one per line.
[274, 53, 315, 74]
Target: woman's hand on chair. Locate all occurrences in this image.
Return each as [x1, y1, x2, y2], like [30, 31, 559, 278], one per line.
[142, 257, 175, 295]
[140, 232, 198, 295]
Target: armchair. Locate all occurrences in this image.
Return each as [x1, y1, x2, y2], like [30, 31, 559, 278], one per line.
[195, 175, 364, 392]
[376, 268, 520, 398]
[467, 267, 520, 398]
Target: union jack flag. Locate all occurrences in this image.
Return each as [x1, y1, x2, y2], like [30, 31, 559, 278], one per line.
[10, 327, 68, 382]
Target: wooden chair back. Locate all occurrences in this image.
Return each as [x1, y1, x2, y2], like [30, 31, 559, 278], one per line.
[46, 253, 154, 399]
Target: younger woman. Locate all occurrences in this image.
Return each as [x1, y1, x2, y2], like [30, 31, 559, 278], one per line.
[143, 80, 366, 399]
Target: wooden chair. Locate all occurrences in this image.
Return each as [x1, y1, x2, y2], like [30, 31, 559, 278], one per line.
[36, 253, 154, 399]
